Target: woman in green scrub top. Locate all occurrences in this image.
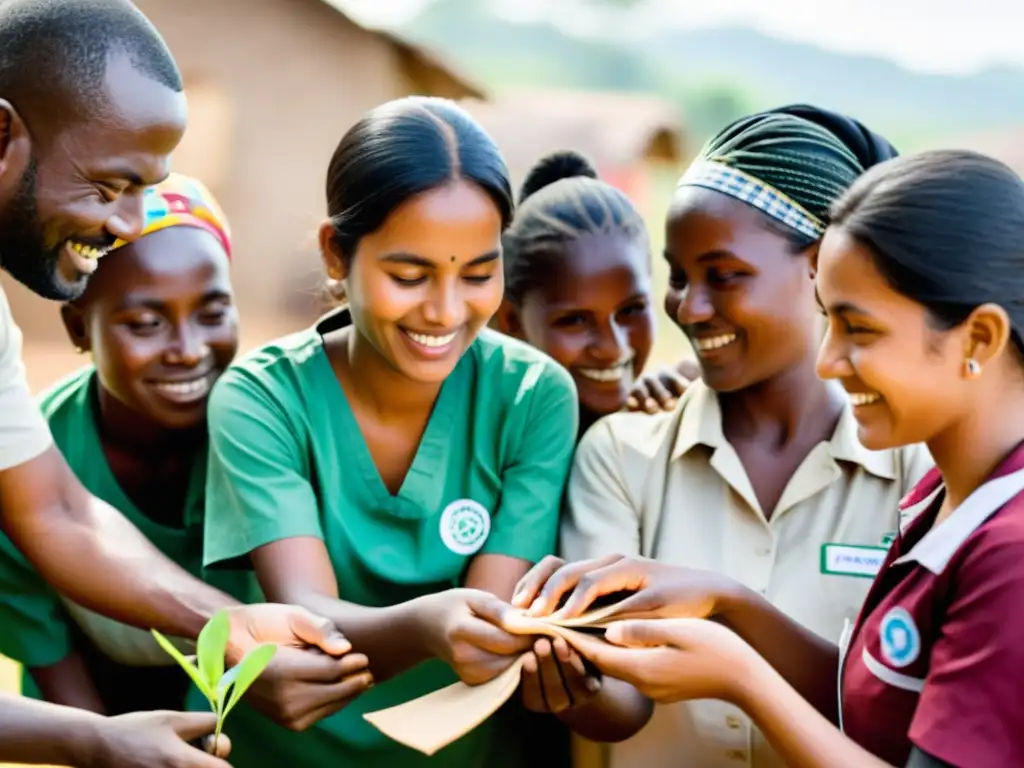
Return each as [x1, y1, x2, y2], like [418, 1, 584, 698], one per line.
[0, 174, 262, 713]
[201, 96, 586, 766]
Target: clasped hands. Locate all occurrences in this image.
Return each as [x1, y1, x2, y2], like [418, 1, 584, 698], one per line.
[422, 554, 762, 714]
[234, 553, 760, 734]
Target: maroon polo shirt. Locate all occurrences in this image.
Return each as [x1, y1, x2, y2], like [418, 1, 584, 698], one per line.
[840, 444, 1024, 767]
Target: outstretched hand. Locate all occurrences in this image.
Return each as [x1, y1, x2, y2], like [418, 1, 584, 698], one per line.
[511, 554, 734, 622]
[225, 604, 373, 731]
[561, 618, 760, 706]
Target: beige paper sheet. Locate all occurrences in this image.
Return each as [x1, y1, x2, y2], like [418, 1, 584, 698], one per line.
[363, 605, 622, 756]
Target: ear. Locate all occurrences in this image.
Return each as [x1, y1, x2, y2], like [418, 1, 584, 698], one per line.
[318, 220, 350, 283]
[0, 100, 33, 192]
[962, 302, 1012, 375]
[805, 240, 821, 280]
[493, 298, 525, 339]
[60, 303, 91, 353]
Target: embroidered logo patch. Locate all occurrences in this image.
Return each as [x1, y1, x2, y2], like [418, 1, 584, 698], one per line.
[880, 607, 920, 668]
[439, 499, 491, 555]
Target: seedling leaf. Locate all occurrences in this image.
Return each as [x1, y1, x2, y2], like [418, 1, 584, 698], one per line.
[151, 629, 215, 705]
[221, 643, 277, 719]
[217, 663, 241, 698]
[197, 609, 230, 692]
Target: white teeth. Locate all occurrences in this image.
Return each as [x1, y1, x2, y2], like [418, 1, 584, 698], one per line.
[405, 330, 457, 348]
[153, 378, 210, 398]
[578, 363, 631, 382]
[849, 392, 881, 406]
[695, 334, 737, 352]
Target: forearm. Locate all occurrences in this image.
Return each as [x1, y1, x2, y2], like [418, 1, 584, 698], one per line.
[29, 653, 107, 714]
[739, 658, 889, 768]
[557, 677, 653, 742]
[0, 692, 104, 765]
[717, 586, 839, 720]
[7, 495, 237, 641]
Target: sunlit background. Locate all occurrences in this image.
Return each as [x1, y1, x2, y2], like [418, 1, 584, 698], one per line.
[3, 1, 1023, 760]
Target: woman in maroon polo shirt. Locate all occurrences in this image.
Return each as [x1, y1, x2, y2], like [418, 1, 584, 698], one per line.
[510, 149, 1024, 768]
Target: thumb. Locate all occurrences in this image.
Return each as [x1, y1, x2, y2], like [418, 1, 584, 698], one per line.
[165, 710, 219, 741]
[465, 590, 508, 627]
[605, 620, 678, 648]
[201, 732, 233, 759]
[289, 608, 352, 656]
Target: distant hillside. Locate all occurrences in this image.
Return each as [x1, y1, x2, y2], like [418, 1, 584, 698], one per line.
[400, 0, 1024, 147]
[649, 27, 1024, 139]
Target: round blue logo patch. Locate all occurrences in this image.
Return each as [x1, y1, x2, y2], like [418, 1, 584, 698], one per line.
[879, 607, 920, 668]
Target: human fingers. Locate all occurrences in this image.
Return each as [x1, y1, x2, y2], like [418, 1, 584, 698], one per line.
[550, 557, 655, 619]
[511, 556, 567, 608]
[286, 606, 352, 656]
[276, 671, 376, 731]
[534, 638, 573, 713]
[527, 554, 626, 617]
[644, 375, 677, 412]
[519, 652, 547, 712]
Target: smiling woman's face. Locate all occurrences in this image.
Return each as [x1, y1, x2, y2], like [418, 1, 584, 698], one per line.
[66, 226, 237, 431]
[663, 187, 819, 392]
[509, 230, 654, 419]
[814, 226, 972, 450]
[334, 178, 505, 384]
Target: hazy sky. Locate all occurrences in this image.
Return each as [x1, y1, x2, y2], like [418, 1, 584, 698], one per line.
[337, 0, 1024, 75]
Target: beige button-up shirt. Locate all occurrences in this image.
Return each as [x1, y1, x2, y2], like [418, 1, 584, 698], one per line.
[563, 380, 933, 768]
[0, 285, 52, 470]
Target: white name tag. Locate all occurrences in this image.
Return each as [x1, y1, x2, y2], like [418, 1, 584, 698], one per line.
[820, 544, 888, 578]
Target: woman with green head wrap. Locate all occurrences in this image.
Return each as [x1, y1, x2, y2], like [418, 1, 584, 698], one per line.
[510, 106, 933, 767]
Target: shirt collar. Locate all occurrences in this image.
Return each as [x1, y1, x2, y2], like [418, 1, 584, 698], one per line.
[894, 462, 1024, 574]
[671, 380, 896, 481]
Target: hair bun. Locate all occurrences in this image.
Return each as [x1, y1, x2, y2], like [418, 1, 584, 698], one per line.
[519, 150, 598, 203]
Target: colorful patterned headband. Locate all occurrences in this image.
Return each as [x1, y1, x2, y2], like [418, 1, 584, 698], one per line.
[111, 173, 232, 258]
[677, 160, 825, 240]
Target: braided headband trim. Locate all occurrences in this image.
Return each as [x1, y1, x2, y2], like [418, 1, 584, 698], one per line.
[677, 160, 826, 240]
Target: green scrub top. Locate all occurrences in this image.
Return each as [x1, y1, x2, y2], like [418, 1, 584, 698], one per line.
[0, 367, 258, 703]
[202, 310, 578, 767]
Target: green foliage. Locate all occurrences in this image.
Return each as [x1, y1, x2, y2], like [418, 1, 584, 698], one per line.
[152, 610, 277, 749]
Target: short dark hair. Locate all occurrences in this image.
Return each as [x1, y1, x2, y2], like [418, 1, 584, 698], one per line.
[502, 150, 648, 304]
[324, 96, 513, 264]
[830, 149, 1024, 357]
[0, 0, 182, 126]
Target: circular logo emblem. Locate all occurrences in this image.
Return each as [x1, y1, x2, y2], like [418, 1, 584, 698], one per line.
[880, 607, 920, 668]
[439, 499, 491, 555]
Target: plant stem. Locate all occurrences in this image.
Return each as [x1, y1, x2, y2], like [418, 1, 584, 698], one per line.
[213, 715, 223, 754]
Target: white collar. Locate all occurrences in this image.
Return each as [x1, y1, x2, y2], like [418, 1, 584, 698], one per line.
[894, 467, 1024, 574]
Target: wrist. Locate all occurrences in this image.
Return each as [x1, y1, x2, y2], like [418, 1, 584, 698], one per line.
[730, 648, 775, 714]
[65, 710, 109, 768]
[713, 579, 759, 623]
[398, 595, 442, 656]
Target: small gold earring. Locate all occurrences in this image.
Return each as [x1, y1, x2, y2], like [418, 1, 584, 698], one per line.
[965, 358, 982, 378]
[75, 346, 85, 355]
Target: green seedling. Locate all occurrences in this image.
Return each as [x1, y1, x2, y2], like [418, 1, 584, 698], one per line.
[152, 609, 276, 749]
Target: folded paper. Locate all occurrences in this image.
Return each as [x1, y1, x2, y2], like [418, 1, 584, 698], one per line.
[363, 604, 623, 756]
